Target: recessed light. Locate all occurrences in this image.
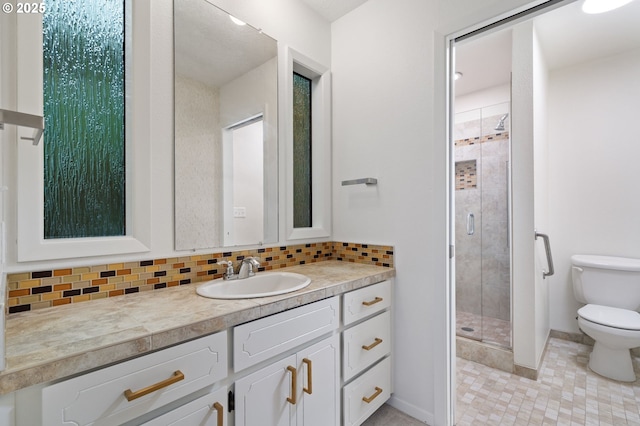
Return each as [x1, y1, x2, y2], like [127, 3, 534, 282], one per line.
[582, 0, 634, 14]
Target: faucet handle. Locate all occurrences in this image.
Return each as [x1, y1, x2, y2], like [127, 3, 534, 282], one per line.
[219, 260, 235, 279]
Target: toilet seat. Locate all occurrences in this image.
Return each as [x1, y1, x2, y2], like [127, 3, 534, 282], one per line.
[578, 304, 640, 331]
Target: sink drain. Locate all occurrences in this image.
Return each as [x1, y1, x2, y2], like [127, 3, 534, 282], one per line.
[461, 326, 474, 332]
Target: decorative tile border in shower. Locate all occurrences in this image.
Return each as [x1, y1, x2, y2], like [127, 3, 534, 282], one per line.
[454, 131, 509, 148]
[6, 241, 394, 314]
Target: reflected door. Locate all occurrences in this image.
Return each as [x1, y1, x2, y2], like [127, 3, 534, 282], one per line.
[223, 118, 264, 246]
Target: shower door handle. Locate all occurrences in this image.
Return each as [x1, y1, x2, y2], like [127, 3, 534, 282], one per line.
[466, 213, 475, 236]
[535, 231, 554, 279]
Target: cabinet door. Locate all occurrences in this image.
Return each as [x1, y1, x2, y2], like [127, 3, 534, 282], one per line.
[142, 387, 227, 426]
[235, 354, 297, 426]
[296, 334, 340, 426]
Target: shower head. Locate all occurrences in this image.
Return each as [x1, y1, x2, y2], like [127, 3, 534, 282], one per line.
[495, 113, 509, 131]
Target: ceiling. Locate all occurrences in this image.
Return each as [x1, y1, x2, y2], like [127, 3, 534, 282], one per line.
[299, 0, 370, 21]
[455, 0, 640, 96]
[177, 0, 640, 94]
[175, 0, 277, 88]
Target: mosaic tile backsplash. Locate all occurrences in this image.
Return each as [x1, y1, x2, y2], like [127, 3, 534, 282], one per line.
[6, 241, 394, 314]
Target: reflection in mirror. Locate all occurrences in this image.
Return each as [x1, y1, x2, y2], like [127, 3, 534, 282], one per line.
[174, 0, 278, 250]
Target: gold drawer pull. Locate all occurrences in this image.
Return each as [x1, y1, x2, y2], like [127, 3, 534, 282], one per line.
[302, 358, 313, 395]
[124, 370, 185, 402]
[286, 365, 297, 405]
[362, 338, 383, 351]
[362, 386, 383, 403]
[213, 402, 224, 426]
[362, 297, 383, 307]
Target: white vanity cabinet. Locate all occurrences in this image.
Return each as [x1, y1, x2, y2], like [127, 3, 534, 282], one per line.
[233, 297, 340, 426]
[39, 331, 228, 426]
[7, 276, 394, 426]
[341, 281, 392, 426]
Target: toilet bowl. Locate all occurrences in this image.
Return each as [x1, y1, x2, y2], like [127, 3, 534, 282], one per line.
[577, 304, 640, 382]
[571, 255, 640, 382]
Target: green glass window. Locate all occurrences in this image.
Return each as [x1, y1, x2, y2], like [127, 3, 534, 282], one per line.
[293, 72, 312, 228]
[42, 0, 126, 239]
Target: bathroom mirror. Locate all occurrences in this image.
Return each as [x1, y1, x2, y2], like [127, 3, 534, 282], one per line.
[174, 0, 278, 250]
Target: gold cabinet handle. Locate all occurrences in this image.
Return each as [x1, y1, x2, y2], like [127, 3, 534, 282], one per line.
[124, 370, 185, 402]
[286, 365, 297, 405]
[213, 402, 224, 426]
[362, 337, 383, 351]
[302, 358, 313, 395]
[362, 386, 383, 404]
[362, 297, 383, 307]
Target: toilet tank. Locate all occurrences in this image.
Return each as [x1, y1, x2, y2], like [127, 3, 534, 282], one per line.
[572, 255, 640, 310]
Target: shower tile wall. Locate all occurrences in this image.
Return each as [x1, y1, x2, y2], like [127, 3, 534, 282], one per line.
[455, 111, 510, 329]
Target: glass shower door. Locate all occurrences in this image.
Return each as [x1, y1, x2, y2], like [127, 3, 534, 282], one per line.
[455, 108, 484, 343]
[455, 102, 511, 349]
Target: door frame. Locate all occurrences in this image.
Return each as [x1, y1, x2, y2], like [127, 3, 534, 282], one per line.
[440, 0, 575, 424]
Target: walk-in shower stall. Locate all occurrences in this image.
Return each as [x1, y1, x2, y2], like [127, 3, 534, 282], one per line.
[455, 102, 511, 349]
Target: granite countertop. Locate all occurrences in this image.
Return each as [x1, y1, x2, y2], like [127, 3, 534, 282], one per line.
[0, 261, 395, 395]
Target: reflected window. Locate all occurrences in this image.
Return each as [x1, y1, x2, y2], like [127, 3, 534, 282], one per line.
[43, 0, 126, 239]
[293, 72, 312, 228]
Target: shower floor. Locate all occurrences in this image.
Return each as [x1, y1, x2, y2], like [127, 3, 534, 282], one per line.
[456, 310, 511, 348]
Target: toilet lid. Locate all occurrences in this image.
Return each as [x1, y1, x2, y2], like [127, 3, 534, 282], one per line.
[578, 304, 640, 330]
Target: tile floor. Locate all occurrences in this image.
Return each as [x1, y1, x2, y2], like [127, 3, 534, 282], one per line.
[457, 310, 511, 349]
[456, 337, 640, 425]
[365, 337, 640, 425]
[362, 403, 426, 425]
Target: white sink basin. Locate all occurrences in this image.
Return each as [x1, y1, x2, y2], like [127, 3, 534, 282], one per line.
[196, 271, 311, 299]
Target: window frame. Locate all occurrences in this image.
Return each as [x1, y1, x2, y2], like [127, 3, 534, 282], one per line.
[16, 0, 151, 262]
[292, 71, 313, 229]
[285, 47, 331, 241]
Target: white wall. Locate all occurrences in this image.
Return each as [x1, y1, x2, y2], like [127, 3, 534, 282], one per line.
[455, 84, 510, 113]
[532, 26, 550, 367]
[508, 18, 539, 372]
[332, 0, 438, 421]
[331, 0, 537, 423]
[547, 48, 640, 333]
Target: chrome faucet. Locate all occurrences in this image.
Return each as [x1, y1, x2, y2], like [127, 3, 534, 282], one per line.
[238, 257, 261, 279]
[220, 258, 261, 280]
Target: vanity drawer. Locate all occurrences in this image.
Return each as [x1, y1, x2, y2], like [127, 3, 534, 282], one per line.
[41, 331, 227, 426]
[343, 311, 391, 381]
[142, 386, 228, 426]
[342, 357, 391, 426]
[234, 297, 339, 371]
[343, 280, 391, 325]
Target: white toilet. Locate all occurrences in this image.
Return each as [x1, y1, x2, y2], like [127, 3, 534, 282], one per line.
[572, 254, 640, 382]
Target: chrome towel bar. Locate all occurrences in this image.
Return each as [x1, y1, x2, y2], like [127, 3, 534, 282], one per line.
[341, 178, 377, 186]
[0, 108, 44, 145]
